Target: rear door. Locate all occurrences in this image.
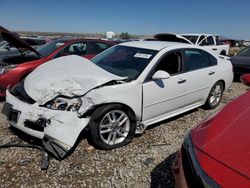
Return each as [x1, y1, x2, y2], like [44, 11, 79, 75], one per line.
[181, 48, 218, 104]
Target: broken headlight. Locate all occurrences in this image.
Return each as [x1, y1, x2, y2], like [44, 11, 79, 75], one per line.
[46, 97, 82, 112]
[45, 97, 95, 116]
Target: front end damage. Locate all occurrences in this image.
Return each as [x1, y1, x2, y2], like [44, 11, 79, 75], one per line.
[2, 89, 91, 159]
[1, 55, 140, 159]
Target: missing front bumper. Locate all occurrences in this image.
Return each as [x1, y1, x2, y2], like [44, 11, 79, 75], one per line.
[2, 90, 90, 160]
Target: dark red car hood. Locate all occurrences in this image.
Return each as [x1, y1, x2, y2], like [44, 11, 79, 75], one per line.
[192, 90, 250, 178]
[0, 26, 41, 57]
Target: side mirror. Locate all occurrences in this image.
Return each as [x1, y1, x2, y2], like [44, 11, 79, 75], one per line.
[152, 70, 170, 80]
[240, 74, 250, 86]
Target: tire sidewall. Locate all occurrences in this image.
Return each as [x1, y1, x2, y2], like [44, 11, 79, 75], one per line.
[89, 104, 136, 150]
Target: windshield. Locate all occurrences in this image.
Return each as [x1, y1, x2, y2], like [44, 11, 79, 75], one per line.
[181, 35, 198, 44]
[37, 40, 66, 57]
[92, 45, 158, 80]
[237, 47, 250, 57]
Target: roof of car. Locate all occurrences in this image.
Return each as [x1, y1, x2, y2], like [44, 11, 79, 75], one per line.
[119, 41, 191, 51]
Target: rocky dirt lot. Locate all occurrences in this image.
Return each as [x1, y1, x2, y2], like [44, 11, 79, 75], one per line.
[0, 82, 248, 188]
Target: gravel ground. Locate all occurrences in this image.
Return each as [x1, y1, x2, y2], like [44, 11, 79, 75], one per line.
[0, 82, 248, 188]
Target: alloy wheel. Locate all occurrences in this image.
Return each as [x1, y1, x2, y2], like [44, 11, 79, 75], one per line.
[209, 83, 223, 107]
[99, 110, 130, 145]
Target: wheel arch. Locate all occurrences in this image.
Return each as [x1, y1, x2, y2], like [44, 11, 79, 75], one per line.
[203, 79, 225, 109]
[82, 102, 137, 119]
[217, 79, 225, 91]
[207, 80, 225, 99]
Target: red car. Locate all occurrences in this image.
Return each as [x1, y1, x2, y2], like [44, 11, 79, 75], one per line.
[173, 74, 250, 188]
[0, 26, 116, 97]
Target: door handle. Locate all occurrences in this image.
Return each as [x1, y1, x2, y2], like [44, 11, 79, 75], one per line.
[209, 71, 215, 75]
[178, 79, 187, 84]
[212, 48, 217, 50]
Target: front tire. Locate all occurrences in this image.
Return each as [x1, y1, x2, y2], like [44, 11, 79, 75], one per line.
[204, 81, 224, 109]
[89, 104, 136, 150]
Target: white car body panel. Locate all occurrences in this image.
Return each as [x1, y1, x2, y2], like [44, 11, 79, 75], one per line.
[24, 55, 125, 104]
[84, 81, 143, 120]
[2, 41, 233, 158]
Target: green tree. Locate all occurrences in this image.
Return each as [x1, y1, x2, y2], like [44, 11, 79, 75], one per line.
[120, 32, 131, 39]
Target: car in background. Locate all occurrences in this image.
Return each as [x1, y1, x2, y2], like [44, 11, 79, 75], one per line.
[0, 36, 47, 60]
[2, 41, 233, 159]
[172, 74, 250, 187]
[0, 26, 116, 97]
[154, 33, 230, 56]
[231, 45, 250, 77]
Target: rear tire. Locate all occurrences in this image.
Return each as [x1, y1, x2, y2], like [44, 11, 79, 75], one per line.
[89, 104, 136, 150]
[204, 81, 224, 109]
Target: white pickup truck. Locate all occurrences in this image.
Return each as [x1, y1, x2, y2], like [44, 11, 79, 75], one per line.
[154, 33, 230, 56]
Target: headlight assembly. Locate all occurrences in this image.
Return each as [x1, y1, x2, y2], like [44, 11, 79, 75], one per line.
[45, 96, 95, 115]
[0, 65, 17, 74]
[46, 97, 82, 112]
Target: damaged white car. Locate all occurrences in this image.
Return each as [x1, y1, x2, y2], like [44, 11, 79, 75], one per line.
[2, 41, 233, 159]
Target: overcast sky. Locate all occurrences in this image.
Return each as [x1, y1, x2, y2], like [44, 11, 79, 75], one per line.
[1, 0, 250, 39]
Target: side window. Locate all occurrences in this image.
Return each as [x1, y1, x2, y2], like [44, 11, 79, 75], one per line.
[88, 42, 112, 54]
[200, 37, 208, 46]
[68, 42, 87, 55]
[206, 36, 215, 45]
[198, 35, 205, 44]
[155, 51, 182, 75]
[199, 36, 214, 46]
[57, 42, 87, 57]
[183, 49, 217, 71]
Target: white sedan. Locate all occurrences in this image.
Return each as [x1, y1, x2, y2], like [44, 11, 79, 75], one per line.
[2, 41, 233, 159]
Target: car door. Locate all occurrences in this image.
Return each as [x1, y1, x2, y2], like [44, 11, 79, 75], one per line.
[142, 50, 189, 124]
[181, 48, 218, 105]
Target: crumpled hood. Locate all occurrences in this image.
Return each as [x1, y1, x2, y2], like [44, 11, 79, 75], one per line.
[24, 55, 125, 104]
